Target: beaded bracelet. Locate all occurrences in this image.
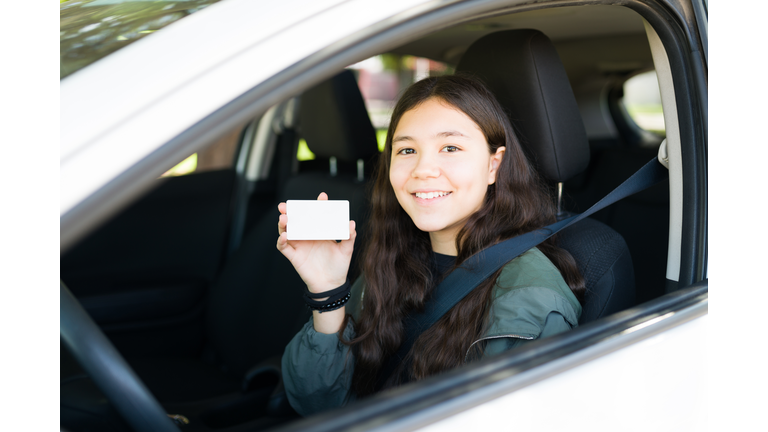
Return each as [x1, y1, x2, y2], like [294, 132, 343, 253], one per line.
[304, 280, 351, 313]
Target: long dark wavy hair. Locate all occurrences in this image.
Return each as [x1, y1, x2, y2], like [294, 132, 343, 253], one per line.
[341, 74, 584, 397]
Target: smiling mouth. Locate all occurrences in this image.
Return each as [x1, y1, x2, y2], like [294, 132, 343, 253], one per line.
[413, 191, 451, 200]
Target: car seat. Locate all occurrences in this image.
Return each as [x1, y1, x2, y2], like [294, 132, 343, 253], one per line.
[126, 70, 380, 404]
[456, 29, 636, 323]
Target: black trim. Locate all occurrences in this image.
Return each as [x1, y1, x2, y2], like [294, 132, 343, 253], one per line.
[690, 47, 707, 280]
[270, 281, 707, 432]
[691, 0, 708, 63]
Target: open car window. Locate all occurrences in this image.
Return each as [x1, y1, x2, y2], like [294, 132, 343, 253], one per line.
[59, 1, 707, 431]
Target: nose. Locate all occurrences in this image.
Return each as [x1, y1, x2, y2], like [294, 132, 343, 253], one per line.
[411, 152, 440, 179]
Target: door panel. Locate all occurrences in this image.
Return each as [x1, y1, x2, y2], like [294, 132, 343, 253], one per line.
[61, 169, 236, 357]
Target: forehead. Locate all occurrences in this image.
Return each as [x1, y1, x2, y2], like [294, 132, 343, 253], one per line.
[394, 99, 483, 139]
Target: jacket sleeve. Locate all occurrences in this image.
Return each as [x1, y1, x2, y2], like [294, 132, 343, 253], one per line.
[280, 277, 364, 417]
[281, 317, 356, 416]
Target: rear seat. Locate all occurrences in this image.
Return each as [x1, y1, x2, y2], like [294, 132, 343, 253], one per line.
[129, 70, 380, 403]
[206, 70, 379, 379]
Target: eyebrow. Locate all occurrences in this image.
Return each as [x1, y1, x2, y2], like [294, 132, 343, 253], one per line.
[392, 130, 468, 144]
[436, 130, 468, 139]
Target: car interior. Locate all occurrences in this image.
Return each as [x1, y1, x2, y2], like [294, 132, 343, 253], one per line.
[61, 4, 680, 432]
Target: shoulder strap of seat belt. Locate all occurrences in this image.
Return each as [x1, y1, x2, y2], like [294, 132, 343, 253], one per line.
[380, 157, 668, 386]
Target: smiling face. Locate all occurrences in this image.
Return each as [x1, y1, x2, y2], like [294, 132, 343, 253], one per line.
[389, 98, 505, 255]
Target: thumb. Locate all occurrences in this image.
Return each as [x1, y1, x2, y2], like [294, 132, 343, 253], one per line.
[317, 192, 328, 201]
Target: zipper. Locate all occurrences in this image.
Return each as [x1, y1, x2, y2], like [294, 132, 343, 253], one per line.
[465, 334, 535, 362]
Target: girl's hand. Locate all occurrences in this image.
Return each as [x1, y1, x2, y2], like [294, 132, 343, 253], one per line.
[276, 192, 357, 294]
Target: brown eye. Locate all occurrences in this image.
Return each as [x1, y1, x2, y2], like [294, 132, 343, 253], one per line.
[442, 145, 459, 152]
[397, 148, 415, 155]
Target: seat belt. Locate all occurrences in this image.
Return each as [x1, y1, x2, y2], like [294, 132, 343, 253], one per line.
[378, 157, 668, 387]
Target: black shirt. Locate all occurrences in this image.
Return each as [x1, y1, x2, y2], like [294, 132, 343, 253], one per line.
[429, 251, 457, 289]
[377, 251, 457, 390]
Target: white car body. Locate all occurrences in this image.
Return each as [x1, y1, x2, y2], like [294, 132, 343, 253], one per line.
[60, 0, 708, 430]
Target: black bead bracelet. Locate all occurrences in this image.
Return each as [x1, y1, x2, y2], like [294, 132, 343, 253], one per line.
[304, 280, 351, 313]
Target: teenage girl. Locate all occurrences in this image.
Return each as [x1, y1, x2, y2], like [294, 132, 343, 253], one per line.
[276, 74, 584, 416]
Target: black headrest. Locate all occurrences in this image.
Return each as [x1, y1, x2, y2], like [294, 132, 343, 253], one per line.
[299, 70, 380, 163]
[456, 29, 589, 182]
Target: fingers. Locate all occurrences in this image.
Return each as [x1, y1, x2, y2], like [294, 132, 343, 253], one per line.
[278, 202, 288, 235]
[277, 195, 287, 230]
[282, 192, 328, 205]
[276, 231, 295, 261]
[277, 192, 329, 237]
[278, 214, 287, 235]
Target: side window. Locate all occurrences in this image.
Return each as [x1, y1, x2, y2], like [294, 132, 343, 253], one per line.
[162, 128, 240, 177]
[296, 54, 453, 161]
[622, 70, 665, 137]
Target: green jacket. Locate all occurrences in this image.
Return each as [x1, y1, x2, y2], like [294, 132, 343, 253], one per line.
[281, 247, 582, 416]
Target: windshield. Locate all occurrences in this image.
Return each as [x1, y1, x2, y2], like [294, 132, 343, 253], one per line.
[60, 0, 222, 79]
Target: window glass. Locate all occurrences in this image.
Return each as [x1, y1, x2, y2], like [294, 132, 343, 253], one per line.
[60, 0, 222, 79]
[297, 54, 453, 161]
[349, 54, 453, 150]
[162, 153, 198, 177]
[297, 139, 315, 162]
[161, 128, 239, 177]
[622, 70, 665, 136]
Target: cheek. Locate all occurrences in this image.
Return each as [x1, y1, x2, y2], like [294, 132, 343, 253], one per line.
[389, 170, 411, 210]
[444, 158, 487, 188]
[389, 160, 410, 191]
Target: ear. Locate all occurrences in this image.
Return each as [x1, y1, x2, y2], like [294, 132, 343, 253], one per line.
[488, 146, 506, 185]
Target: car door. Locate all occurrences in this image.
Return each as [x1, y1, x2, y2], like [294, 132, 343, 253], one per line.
[60, 132, 241, 358]
[59, 0, 708, 431]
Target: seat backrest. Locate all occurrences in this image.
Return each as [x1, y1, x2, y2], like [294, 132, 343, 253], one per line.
[205, 70, 380, 377]
[456, 29, 635, 324]
[290, 69, 381, 284]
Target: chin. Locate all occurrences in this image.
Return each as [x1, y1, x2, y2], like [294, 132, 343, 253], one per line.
[410, 219, 449, 234]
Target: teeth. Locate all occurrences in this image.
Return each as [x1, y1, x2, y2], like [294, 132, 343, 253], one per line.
[415, 191, 449, 199]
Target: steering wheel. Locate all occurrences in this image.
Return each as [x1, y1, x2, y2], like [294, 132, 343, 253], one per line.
[60, 281, 180, 432]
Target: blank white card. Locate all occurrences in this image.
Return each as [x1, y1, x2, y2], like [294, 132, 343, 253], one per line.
[286, 200, 350, 240]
